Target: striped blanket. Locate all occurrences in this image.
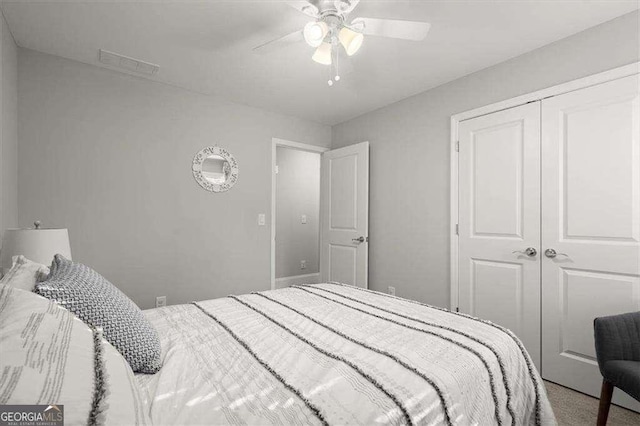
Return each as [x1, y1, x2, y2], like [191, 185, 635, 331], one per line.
[136, 283, 555, 425]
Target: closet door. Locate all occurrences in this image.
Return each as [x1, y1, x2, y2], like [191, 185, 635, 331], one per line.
[541, 74, 640, 409]
[458, 102, 541, 368]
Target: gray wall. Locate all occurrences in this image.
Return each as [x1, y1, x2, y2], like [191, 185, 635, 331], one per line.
[18, 49, 330, 309]
[0, 10, 18, 247]
[275, 146, 320, 278]
[13, 11, 640, 309]
[332, 11, 640, 308]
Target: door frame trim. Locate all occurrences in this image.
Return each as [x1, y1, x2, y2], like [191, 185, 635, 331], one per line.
[271, 138, 329, 290]
[449, 61, 640, 311]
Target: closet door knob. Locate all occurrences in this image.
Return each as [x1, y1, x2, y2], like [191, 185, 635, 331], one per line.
[352, 236, 365, 243]
[513, 247, 537, 257]
[544, 248, 568, 258]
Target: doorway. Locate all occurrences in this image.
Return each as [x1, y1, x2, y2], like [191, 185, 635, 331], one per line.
[271, 139, 328, 289]
[271, 138, 370, 290]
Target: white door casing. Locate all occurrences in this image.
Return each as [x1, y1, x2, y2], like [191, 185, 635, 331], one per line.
[320, 142, 369, 287]
[458, 102, 542, 368]
[541, 74, 640, 410]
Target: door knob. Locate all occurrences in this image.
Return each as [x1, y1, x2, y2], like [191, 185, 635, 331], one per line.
[512, 247, 537, 257]
[544, 248, 568, 258]
[352, 236, 365, 243]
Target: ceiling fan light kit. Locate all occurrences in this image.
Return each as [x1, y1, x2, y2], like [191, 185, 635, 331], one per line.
[312, 41, 333, 65]
[253, 1, 430, 87]
[338, 26, 363, 56]
[303, 21, 328, 47]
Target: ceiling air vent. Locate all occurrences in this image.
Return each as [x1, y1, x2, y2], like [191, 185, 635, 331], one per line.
[98, 49, 159, 75]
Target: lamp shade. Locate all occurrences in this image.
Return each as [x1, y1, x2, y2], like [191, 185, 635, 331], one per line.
[312, 42, 332, 65]
[303, 21, 328, 48]
[0, 228, 71, 271]
[339, 27, 363, 56]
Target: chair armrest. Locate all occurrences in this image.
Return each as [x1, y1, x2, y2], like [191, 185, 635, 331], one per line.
[594, 311, 640, 370]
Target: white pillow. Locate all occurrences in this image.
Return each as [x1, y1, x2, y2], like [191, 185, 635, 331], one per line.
[0, 284, 151, 426]
[0, 255, 50, 291]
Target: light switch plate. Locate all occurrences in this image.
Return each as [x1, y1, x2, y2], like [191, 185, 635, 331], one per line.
[258, 214, 266, 226]
[301, 214, 307, 224]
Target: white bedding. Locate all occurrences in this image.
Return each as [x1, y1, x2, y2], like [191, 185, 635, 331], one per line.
[136, 283, 555, 425]
[0, 284, 150, 426]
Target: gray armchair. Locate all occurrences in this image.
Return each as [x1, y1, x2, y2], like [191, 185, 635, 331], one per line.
[594, 311, 640, 426]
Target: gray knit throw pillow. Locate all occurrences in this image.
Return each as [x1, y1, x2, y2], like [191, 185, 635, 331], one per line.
[36, 254, 162, 373]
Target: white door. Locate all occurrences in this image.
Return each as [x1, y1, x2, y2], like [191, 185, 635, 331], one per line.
[541, 75, 640, 410]
[320, 142, 369, 287]
[458, 102, 542, 368]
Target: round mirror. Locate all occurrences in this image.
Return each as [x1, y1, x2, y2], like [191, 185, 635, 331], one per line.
[192, 146, 238, 192]
[202, 155, 230, 185]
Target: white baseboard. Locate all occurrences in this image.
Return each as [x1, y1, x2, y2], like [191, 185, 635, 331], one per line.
[275, 273, 321, 289]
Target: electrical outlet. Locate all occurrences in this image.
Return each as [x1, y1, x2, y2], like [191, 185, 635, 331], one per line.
[156, 296, 167, 308]
[388, 286, 396, 296]
[301, 214, 307, 224]
[258, 213, 266, 226]
[301, 260, 307, 270]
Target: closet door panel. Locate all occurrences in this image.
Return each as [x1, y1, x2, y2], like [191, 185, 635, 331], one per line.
[541, 74, 640, 411]
[458, 102, 541, 369]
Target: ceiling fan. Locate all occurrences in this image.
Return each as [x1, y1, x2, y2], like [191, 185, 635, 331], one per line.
[253, 0, 431, 86]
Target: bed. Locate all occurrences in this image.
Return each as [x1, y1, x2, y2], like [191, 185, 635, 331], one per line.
[135, 283, 555, 425]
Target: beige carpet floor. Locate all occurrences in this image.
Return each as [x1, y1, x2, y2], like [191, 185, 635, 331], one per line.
[545, 381, 640, 426]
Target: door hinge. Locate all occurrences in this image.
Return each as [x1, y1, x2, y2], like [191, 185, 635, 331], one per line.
[455, 141, 459, 152]
[455, 224, 459, 235]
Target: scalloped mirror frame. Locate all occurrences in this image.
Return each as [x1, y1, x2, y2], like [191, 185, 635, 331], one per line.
[192, 146, 239, 193]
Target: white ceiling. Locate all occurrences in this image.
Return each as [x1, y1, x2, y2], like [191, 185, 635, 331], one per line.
[2, 0, 638, 125]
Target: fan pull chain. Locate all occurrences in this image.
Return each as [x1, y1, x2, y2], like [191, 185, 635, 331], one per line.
[328, 41, 341, 87]
[335, 48, 341, 82]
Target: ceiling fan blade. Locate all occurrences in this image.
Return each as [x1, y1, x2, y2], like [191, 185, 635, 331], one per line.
[253, 30, 304, 55]
[287, 1, 320, 18]
[351, 17, 430, 41]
